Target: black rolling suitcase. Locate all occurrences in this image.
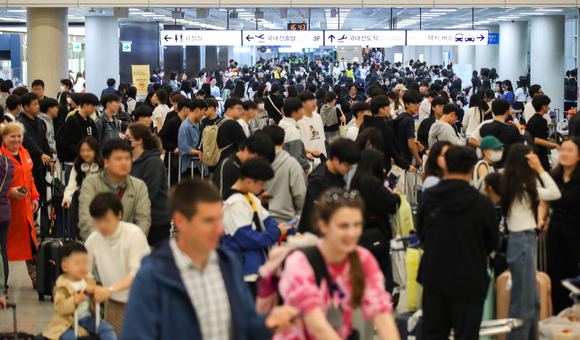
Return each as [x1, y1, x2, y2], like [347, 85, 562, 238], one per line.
[0, 303, 36, 340]
[36, 208, 76, 301]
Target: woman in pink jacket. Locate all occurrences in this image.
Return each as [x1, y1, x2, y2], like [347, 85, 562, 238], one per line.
[274, 189, 400, 340]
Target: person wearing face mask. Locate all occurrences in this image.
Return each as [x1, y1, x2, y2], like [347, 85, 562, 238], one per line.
[249, 98, 268, 134]
[472, 136, 503, 191]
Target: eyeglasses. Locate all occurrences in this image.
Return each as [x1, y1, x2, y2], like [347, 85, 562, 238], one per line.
[326, 190, 360, 203]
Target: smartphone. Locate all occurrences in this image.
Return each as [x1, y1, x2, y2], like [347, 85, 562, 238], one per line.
[335, 104, 340, 108]
[265, 195, 274, 200]
[17, 187, 28, 195]
[285, 218, 297, 227]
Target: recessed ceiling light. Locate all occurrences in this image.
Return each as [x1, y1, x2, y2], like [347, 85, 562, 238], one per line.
[536, 8, 562, 11]
[430, 9, 456, 12]
[7, 10, 26, 12]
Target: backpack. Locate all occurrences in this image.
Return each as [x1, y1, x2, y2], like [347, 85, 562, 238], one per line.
[55, 118, 69, 160]
[116, 111, 133, 134]
[346, 68, 355, 80]
[201, 117, 232, 167]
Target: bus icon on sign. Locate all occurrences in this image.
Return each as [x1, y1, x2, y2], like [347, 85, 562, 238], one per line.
[455, 34, 463, 42]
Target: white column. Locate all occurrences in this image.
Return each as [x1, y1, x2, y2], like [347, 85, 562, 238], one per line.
[475, 25, 499, 74]
[430, 45, 442, 66]
[27, 8, 68, 97]
[408, 46, 417, 63]
[457, 45, 475, 69]
[85, 16, 119, 95]
[418, 46, 431, 65]
[499, 21, 528, 85]
[531, 16, 565, 111]
[447, 45, 458, 65]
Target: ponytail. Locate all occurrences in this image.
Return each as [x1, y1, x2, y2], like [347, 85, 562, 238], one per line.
[348, 250, 366, 308]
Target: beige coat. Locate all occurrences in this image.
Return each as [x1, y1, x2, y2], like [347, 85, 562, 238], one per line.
[43, 274, 98, 340]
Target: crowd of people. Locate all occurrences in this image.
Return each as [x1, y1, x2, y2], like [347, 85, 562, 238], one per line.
[0, 52, 578, 340]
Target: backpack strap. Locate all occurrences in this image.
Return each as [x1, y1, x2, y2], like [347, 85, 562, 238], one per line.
[300, 246, 333, 296]
[268, 96, 283, 116]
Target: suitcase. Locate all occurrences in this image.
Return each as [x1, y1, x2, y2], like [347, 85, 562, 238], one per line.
[496, 271, 553, 340]
[36, 209, 76, 301]
[0, 303, 36, 340]
[396, 311, 423, 340]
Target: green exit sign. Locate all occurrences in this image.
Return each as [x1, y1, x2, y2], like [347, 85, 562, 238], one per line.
[121, 41, 132, 53]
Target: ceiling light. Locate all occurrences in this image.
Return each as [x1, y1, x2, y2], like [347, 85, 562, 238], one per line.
[520, 12, 545, 15]
[536, 8, 562, 11]
[430, 9, 456, 11]
[352, 28, 364, 30]
[6, 10, 26, 12]
[129, 8, 140, 11]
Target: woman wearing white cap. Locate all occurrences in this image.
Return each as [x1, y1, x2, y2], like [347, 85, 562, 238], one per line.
[390, 84, 406, 116]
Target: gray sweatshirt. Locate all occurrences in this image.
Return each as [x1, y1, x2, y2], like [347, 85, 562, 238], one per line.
[38, 113, 56, 156]
[428, 120, 465, 149]
[278, 117, 309, 172]
[265, 150, 307, 223]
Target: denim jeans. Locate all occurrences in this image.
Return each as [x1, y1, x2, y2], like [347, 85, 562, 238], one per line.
[64, 164, 73, 185]
[59, 317, 117, 340]
[506, 231, 540, 340]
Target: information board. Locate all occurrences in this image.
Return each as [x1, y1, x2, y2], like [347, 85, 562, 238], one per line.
[324, 30, 406, 47]
[131, 65, 150, 96]
[242, 30, 323, 47]
[160, 30, 242, 46]
[488, 33, 499, 45]
[407, 30, 489, 46]
[287, 23, 307, 31]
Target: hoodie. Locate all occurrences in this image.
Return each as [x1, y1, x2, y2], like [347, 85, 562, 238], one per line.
[417, 179, 498, 301]
[358, 115, 409, 173]
[320, 104, 340, 132]
[427, 120, 465, 149]
[38, 112, 56, 157]
[279, 117, 309, 172]
[265, 150, 307, 223]
[130, 149, 171, 228]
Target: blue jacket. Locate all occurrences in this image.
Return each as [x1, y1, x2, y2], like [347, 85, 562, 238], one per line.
[121, 241, 273, 340]
[101, 87, 116, 98]
[94, 112, 120, 146]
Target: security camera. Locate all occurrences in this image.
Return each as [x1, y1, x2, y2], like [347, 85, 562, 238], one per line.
[511, 20, 515, 23]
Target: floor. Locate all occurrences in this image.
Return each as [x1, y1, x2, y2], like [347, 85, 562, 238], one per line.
[1, 261, 53, 335]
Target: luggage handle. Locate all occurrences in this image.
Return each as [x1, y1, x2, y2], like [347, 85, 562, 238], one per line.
[6, 303, 17, 340]
[74, 301, 100, 338]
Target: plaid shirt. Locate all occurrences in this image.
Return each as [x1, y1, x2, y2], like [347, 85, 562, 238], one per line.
[170, 238, 232, 340]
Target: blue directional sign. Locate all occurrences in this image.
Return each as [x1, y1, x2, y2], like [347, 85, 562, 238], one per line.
[488, 33, 499, 45]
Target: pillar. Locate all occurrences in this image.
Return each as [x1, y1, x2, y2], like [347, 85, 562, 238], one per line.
[475, 25, 500, 75]
[27, 8, 68, 98]
[430, 45, 442, 67]
[85, 16, 119, 95]
[499, 21, 528, 85]
[446, 45, 458, 65]
[531, 16, 565, 111]
[417, 46, 431, 65]
[458, 45, 475, 68]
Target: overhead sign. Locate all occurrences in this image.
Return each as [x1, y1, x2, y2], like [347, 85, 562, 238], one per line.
[488, 33, 499, 45]
[324, 30, 406, 47]
[407, 30, 489, 46]
[243, 30, 323, 47]
[287, 23, 307, 31]
[72, 42, 82, 52]
[160, 30, 242, 46]
[121, 41, 132, 53]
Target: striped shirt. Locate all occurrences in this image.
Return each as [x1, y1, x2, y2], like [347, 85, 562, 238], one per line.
[170, 238, 232, 340]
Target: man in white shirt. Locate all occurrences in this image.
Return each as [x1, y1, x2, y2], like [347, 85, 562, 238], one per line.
[297, 91, 327, 168]
[346, 101, 371, 141]
[122, 179, 299, 339]
[238, 101, 256, 137]
[419, 91, 438, 124]
[524, 84, 550, 124]
[85, 192, 151, 337]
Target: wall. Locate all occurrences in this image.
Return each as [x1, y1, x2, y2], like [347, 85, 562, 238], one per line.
[119, 22, 160, 85]
[336, 46, 363, 63]
[383, 46, 403, 63]
[0, 34, 22, 80]
[565, 18, 578, 72]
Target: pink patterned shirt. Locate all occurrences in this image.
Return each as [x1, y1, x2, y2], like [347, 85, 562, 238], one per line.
[273, 242, 393, 340]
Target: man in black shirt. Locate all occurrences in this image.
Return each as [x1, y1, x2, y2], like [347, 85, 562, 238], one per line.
[298, 139, 361, 234]
[358, 95, 416, 174]
[479, 99, 523, 168]
[213, 133, 275, 199]
[159, 98, 190, 186]
[264, 84, 284, 124]
[395, 90, 424, 166]
[215, 98, 248, 166]
[527, 95, 559, 171]
[17, 93, 52, 235]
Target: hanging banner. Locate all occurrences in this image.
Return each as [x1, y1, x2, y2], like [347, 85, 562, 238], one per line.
[407, 30, 489, 46]
[242, 30, 323, 47]
[131, 65, 150, 96]
[160, 30, 242, 46]
[324, 30, 406, 47]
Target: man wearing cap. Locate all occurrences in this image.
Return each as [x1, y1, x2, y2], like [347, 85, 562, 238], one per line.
[473, 136, 504, 190]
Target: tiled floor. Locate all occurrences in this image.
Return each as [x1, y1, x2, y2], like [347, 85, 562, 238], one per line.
[1, 261, 54, 335]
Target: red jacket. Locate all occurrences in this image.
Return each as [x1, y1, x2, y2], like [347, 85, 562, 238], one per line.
[1, 144, 39, 261]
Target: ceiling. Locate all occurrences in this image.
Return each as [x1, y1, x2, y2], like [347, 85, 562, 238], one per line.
[0, 6, 576, 31]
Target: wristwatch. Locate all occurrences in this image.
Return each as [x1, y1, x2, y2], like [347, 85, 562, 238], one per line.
[109, 286, 115, 294]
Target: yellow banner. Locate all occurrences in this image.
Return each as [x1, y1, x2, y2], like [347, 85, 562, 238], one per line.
[131, 65, 150, 95]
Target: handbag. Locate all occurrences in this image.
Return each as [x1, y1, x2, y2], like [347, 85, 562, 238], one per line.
[267, 96, 283, 118]
[0, 155, 8, 193]
[496, 216, 509, 256]
[338, 107, 346, 137]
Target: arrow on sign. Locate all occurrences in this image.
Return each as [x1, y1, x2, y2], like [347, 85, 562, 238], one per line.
[164, 35, 172, 42]
[328, 34, 335, 42]
[478, 35, 485, 41]
[246, 35, 254, 42]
